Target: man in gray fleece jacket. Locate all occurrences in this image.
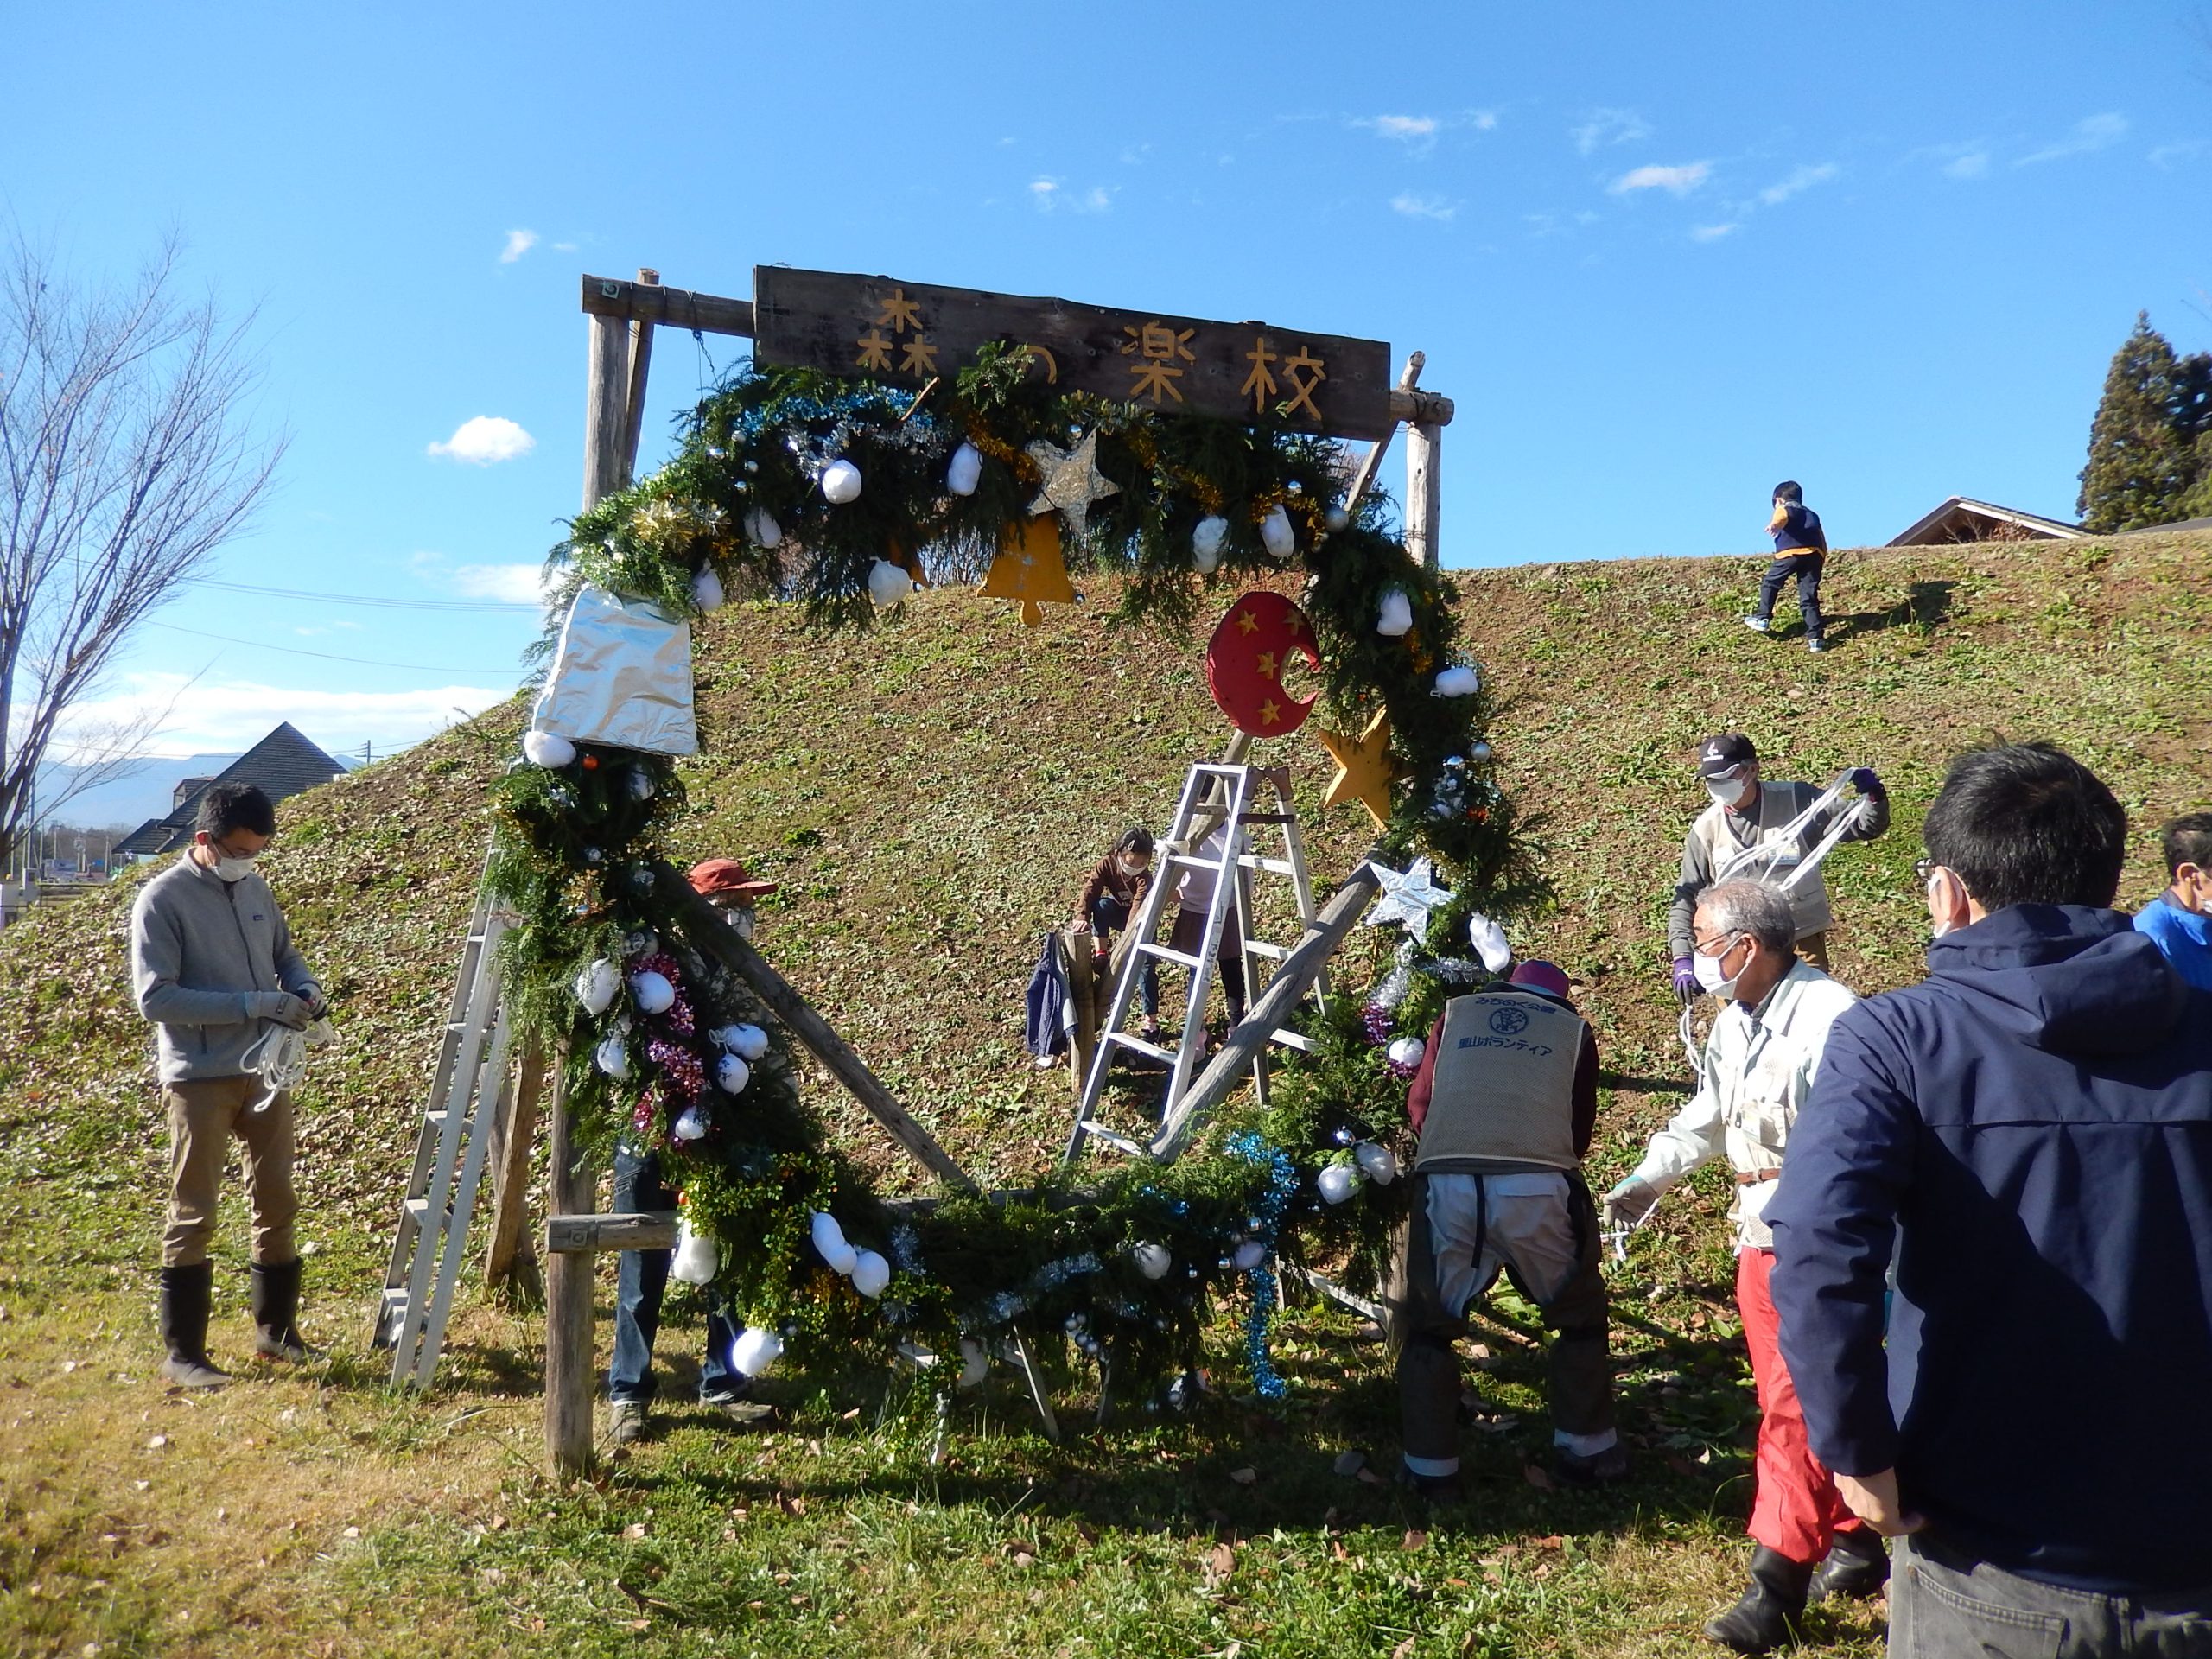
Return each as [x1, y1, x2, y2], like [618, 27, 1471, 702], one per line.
[130, 782, 325, 1389]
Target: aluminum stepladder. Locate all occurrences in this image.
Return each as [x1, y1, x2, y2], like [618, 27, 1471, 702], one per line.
[1063, 761, 1327, 1164]
[370, 876, 515, 1387]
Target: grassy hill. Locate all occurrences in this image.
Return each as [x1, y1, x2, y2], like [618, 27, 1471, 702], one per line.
[3, 528, 2207, 1656]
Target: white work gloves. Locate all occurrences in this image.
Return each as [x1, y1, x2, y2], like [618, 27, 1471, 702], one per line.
[1602, 1176, 1662, 1233]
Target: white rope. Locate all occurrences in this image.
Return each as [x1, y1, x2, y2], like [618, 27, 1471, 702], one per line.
[1713, 768, 1866, 893]
[241, 1017, 334, 1113]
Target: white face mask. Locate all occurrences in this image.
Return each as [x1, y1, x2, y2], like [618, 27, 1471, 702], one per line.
[213, 855, 257, 883]
[1693, 934, 1748, 998]
[1705, 772, 1749, 810]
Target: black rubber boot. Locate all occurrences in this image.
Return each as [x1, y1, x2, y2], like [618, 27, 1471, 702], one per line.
[1703, 1546, 1811, 1654]
[250, 1259, 317, 1362]
[158, 1262, 230, 1390]
[1808, 1528, 1890, 1603]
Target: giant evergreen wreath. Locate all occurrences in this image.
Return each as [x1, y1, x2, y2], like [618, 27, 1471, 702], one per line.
[487, 342, 1529, 1403]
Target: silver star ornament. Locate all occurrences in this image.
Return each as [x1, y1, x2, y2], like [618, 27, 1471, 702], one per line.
[1025, 429, 1120, 537]
[1364, 855, 1453, 942]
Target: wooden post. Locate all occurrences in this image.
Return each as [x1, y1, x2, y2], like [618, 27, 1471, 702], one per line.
[1341, 353, 1424, 516]
[1407, 416, 1441, 571]
[483, 1036, 547, 1301]
[542, 1061, 596, 1474]
[1151, 858, 1382, 1158]
[543, 293, 641, 1475]
[664, 872, 980, 1192]
[620, 269, 659, 484]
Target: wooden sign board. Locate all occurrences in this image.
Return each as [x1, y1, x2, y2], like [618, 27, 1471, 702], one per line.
[752, 267, 1396, 441]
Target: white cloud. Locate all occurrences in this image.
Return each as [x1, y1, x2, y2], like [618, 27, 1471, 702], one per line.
[2150, 139, 2209, 168]
[550, 239, 580, 252]
[1691, 223, 1740, 243]
[1367, 114, 1439, 142]
[1610, 161, 1710, 196]
[1028, 178, 1113, 213]
[2019, 112, 2128, 165]
[1758, 162, 1839, 205]
[1390, 193, 1459, 221]
[54, 672, 515, 760]
[427, 416, 536, 466]
[1944, 150, 1991, 181]
[449, 563, 551, 604]
[1471, 110, 1498, 131]
[1572, 107, 1650, 155]
[499, 229, 539, 264]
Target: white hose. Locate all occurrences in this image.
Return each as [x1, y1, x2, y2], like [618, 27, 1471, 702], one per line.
[241, 1017, 334, 1113]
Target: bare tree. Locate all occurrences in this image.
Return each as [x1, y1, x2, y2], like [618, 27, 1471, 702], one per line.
[0, 230, 281, 861]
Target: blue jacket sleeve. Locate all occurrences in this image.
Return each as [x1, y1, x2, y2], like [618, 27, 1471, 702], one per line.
[1765, 1001, 1916, 1476]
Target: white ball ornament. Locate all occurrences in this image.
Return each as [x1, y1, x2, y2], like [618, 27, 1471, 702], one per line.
[849, 1249, 892, 1299]
[867, 558, 911, 607]
[711, 1022, 770, 1061]
[523, 730, 576, 769]
[1356, 1142, 1400, 1185]
[1232, 1238, 1269, 1272]
[1433, 664, 1481, 698]
[690, 568, 726, 613]
[594, 1035, 631, 1079]
[575, 958, 621, 1015]
[1317, 1163, 1359, 1205]
[672, 1105, 709, 1143]
[1325, 505, 1351, 532]
[744, 505, 783, 550]
[1259, 504, 1296, 558]
[1192, 515, 1229, 574]
[730, 1326, 784, 1377]
[946, 442, 983, 497]
[716, 1052, 752, 1095]
[810, 1211, 858, 1276]
[671, 1219, 718, 1284]
[1387, 1035, 1427, 1069]
[956, 1338, 989, 1390]
[1131, 1242, 1173, 1281]
[628, 969, 675, 1015]
[1470, 740, 1493, 763]
[1376, 588, 1414, 638]
[820, 459, 863, 505]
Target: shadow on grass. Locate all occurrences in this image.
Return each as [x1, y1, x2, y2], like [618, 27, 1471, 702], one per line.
[1827, 579, 1958, 643]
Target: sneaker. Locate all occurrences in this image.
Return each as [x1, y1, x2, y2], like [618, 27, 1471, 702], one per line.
[1741, 615, 1771, 633]
[1139, 1019, 1163, 1043]
[1553, 1443, 1630, 1486]
[1808, 637, 1828, 653]
[703, 1395, 774, 1427]
[1395, 1462, 1466, 1503]
[607, 1399, 649, 1446]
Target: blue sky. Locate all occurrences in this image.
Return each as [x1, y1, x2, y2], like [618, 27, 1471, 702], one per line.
[8, 0, 2209, 766]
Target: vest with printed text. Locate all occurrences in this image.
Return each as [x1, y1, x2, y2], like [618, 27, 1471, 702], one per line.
[1414, 990, 1586, 1173]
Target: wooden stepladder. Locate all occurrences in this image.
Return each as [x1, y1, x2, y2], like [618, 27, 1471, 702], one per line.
[371, 880, 515, 1387]
[1064, 761, 1325, 1164]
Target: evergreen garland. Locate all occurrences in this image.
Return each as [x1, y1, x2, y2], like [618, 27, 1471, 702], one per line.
[492, 346, 1532, 1404]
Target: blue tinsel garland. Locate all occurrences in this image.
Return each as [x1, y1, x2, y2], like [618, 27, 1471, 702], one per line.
[1227, 1130, 1300, 1401]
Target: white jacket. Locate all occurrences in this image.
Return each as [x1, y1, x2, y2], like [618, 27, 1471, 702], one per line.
[1630, 959, 1859, 1249]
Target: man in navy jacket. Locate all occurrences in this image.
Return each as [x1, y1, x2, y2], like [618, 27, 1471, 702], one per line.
[1767, 743, 2212, 1653]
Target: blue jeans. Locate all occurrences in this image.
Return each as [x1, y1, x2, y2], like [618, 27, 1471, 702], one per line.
[1088, 893, 1159, 1019]
[607, 1146, 742, 1403]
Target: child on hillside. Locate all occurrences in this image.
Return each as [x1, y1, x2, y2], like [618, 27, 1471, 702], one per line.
[1744, 480, 1830, 654]
[1072, 827, 1160, 1040]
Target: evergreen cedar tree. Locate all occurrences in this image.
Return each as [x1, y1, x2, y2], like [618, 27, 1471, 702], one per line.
[2077, 311, 2212, 531]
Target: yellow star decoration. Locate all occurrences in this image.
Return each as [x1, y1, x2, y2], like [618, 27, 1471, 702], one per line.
[1255, 649, 1279, 678]
[1024, 429, 1121, 537]
[1313, 711, 1396, 829]
[978, 516, 1074, 627]
[1235, 607, 1261, 636]
[1259, 696, 1283, 728]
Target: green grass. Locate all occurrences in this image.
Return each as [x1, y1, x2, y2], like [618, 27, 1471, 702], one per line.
[3, 530, 2209, 1655]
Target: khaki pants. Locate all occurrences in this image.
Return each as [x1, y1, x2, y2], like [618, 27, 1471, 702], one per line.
[1796, 931, 1830, 970]
[162, 1075, 296, 1267]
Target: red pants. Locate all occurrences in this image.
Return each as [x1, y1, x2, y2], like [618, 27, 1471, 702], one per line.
[1738, 1245, 1864, 1564]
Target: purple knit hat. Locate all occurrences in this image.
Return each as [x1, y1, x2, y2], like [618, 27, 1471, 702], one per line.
[1509, 960, 1572, 999]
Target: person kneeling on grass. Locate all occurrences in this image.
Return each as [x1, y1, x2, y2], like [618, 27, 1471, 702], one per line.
[1606, 879, 1886, 1655]
[130, 782, 327, 1390]
[1394, 960, 1624, 1501]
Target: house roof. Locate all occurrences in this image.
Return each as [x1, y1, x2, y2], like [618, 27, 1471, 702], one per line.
[116, 723, 344, 857]
[1888, 497, 2087, 547]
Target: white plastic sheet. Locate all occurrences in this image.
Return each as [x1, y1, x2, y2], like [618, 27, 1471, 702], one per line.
[528, 583, 698, 756]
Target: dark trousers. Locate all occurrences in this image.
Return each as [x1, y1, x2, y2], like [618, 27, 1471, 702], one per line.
[1892, 1534, 2212, 1657]
[607, 1146, 741, 1403]
[1755, 552, 1826, 639]
[1088, 893, 1159, 1019]
[1395, 1170, 1616, 1469]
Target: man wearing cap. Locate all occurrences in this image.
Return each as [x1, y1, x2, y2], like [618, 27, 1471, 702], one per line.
[1608, 880, 1884, 1653]
[1668, 733, 1887, 997]
[1393, 960, 1625, 1497]
[604, 857, 779, 1446]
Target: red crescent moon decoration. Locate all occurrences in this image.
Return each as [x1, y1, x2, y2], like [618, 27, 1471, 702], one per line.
[1205, 591, 1322, 737]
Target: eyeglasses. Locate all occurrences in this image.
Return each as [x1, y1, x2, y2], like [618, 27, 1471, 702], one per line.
[1914, 857, 1937, 885]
